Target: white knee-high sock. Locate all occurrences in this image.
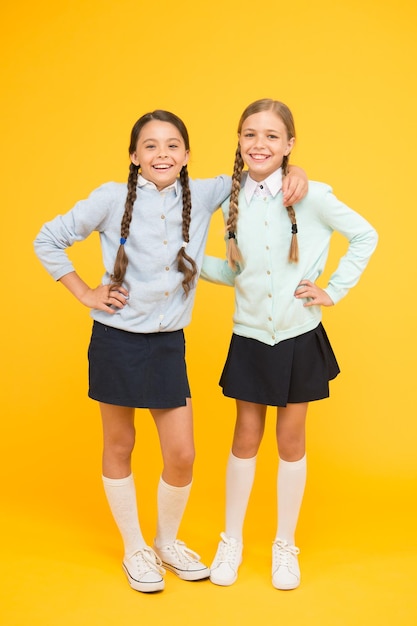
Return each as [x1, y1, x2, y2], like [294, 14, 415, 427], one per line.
[275, 455, 307, 545]
[154, 477, 192, 548]
[225, 452, 257, 543]
[102, 474, 146, 558]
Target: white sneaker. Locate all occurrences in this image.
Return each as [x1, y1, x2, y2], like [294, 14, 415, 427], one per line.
[272, 538, 300, 590]
[154, 540, 210, 581]
[210, 532, 243, 586]
[123, 546, 165, 593]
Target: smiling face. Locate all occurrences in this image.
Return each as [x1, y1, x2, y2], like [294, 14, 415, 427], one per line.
[239, 109, 295, 182]
[130, 119, 189, 190]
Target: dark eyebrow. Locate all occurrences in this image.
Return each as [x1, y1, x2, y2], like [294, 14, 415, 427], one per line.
[143, 137, 181, 143]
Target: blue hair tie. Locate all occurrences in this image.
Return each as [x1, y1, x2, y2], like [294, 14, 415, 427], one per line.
[120, 237, 127, 245]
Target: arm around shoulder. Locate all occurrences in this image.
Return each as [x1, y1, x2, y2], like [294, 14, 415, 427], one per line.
[200, 255, 238, 286]
[283, 165, 309, 206]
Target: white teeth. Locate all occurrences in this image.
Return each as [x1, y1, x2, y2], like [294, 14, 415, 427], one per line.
[153, 165, 171, 170]
[251, 154, 268, 161]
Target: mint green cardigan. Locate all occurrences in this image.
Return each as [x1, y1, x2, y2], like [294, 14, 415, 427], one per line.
[201, 181, 378, 346]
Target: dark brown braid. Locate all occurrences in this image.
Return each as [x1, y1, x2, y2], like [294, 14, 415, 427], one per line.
[282, 154, 299, 263]
[176, 165, 197, 295]
[226, 146, 245, 270]
[110, 110, 197, 296]
[110, 162, 139, 288]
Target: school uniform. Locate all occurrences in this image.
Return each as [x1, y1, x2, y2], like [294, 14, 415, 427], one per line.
[201, 170, 378, 406]
[34, 175, 231, 408]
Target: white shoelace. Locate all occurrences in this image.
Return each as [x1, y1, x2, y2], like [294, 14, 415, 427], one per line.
[272, 539, 300, 568]
[132, 547, 165, 575]
[214, 532, 240, 565]
[163, 540, 201, 565]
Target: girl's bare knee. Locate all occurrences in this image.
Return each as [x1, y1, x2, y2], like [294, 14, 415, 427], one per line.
[167, 447, 195, 475]
[104, 433, 135, 463]
[233, 427, 263, 458]
[278, 438, 305, 461]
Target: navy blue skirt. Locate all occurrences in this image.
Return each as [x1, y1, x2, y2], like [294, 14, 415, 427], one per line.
[220, 323, 340, 407]
[88, 322, 190, 409]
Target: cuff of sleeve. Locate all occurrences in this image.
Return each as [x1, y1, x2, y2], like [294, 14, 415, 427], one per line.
[324, 286, 342, 305]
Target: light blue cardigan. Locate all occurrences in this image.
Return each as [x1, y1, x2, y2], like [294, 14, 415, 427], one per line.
[34, 176, 231, 333]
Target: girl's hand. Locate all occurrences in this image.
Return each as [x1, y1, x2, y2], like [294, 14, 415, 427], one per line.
[79, 284, 129, 313]
[294, 280, 334, 307]
[59, 272, 129, 313]
[283, 165, 308, 206]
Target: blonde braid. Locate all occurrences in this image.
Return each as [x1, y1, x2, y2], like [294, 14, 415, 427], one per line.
[282, 155, 299, 263]
[176, 165, 197, 296]
[226, 146, 244, 270]
[111, 162, 139, 288]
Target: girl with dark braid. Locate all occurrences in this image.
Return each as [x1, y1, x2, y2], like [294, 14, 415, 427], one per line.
[202, 99, 378, 590]
[34, 109, 308, 594]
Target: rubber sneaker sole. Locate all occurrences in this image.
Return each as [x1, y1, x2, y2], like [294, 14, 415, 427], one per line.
[161, 560, 210, 581]
[122, 562, 165, 593]
[272, 571, 300, 590]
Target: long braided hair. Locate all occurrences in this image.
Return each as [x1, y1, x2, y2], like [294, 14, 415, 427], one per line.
[227, 99, 298, 269]
[111, 110, 197, 296]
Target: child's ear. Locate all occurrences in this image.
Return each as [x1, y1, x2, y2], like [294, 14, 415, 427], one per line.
[285, 137, 295, 156]
[130, 152, 140, 166]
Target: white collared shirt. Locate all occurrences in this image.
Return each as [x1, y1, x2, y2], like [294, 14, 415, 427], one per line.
[138, 175, 179, 195]
[244, 168, 283, 204]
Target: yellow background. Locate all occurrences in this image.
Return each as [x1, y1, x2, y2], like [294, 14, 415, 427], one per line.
[1, 0, 416, 624]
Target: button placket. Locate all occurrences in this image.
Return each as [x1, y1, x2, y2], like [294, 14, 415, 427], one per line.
[160, 197, 171, 311]
[264, 202, 275, 341]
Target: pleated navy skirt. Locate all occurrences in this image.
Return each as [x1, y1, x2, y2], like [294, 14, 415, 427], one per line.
[88, 321, 190, 409]
[220, 323, 340, 407]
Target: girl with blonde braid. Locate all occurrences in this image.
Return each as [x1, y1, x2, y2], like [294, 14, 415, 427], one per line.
[34, 108, 309, 593]
[202, 99, 378, 590]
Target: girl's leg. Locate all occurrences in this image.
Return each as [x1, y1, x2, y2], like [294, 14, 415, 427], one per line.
[100, 403, 164, 593]
[101, 402, 136, 479]
[272, 402, 308, 590]
[227, 400, 267, 539]
[210, 400, 266, 586]
[100, 402, 144, 552]
[151, 397, 195, 546]
[151, 399, 209, 581]
[276, 402, 308, 542]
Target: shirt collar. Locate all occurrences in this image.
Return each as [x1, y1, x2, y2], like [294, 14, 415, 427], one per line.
[138, 175, 179, 195]
[244, 168, 283, 203]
